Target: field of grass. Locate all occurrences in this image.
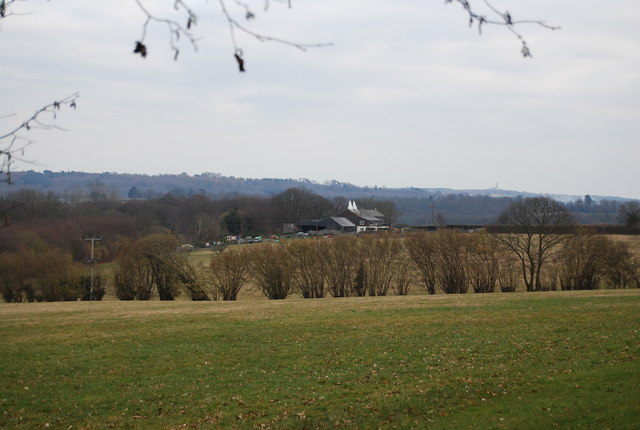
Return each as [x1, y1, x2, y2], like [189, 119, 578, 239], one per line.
[1, 291, 639, 429]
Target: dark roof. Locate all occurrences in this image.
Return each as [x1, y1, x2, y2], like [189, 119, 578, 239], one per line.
[329, 217, 356, 227]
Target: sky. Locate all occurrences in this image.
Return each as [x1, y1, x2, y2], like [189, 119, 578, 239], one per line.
[2, 0, 640, 199]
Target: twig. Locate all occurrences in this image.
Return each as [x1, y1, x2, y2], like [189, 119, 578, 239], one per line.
[446, 0, 560, 57]
[219, 0, 332, 72]
[133, 0, 199, 61]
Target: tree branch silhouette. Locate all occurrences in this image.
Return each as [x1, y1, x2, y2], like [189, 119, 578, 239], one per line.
[0, 0, 32, 20]
[132, 0, 332, 71]
[133, 0, 200, 60]
[446, 0, 560, 57]
[4, 1, 559, 67]
[131, 0, 558, 69]
[0, 93, 79, 184]
[218, 0, 333, 72]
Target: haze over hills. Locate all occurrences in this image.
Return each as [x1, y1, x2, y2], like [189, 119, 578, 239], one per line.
[6, 170, 631, 202]
[4, 170, 635, 225]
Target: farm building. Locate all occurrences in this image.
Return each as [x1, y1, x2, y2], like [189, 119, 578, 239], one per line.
[295, 201, 388, 234]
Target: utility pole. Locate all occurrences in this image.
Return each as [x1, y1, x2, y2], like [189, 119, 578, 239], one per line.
[431, 203, 436, 228]
[82, 235, 102, 301]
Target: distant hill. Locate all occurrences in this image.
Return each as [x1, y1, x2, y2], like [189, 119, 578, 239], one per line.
[3, 171, 633, 225]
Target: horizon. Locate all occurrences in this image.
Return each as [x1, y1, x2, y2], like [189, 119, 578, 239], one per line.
[8, 169, 638, 202]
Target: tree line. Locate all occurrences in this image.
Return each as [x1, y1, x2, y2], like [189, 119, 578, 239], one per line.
[1, 196, 638, 303]
[1, 187, 400, 260]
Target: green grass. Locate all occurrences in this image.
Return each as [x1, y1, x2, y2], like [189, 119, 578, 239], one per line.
[1, 291, 639, 429]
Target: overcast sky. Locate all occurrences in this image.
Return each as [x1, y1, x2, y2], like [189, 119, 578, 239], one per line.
[2, 0, 639, 199]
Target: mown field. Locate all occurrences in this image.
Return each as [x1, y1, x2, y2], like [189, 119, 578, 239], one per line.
[1, 291, 639, 429]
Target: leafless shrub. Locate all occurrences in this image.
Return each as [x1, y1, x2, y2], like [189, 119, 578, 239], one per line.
[553, 230, 639, 291]
[287, 239, 327, 299]
[139, 234, 183, 300]
[164, 256, 210, 301]
[0, 249, 34, 302]
[466, 233, 498, 293]
[556, 231, 609, 290]
[113, 238, 154, 300]
[207, 247, 251, 300]
[602, 240, 638, 289]
[251, 243, 294, 300]
[113, 234, 210, 301]
[324, 236, 358, 298]
[0, 246, 83, 302]
[79, 275, 106, 301]
[361, 235, 402, 297]
[405, 233, 437, 295]
[36, 249, 84, 301]
[432, 230, 469, 294]
[496, 249, 520, 292]
[392, 249, 415, 296]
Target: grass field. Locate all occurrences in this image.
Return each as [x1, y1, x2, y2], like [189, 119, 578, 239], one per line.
[1, 291, 639, 429]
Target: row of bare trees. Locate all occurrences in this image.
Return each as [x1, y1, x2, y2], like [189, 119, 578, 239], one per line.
[109, 234, 421, 301]
[2, 227, 638, 302]
[192, 231, 639, 302]
[0, 196, 637, 302]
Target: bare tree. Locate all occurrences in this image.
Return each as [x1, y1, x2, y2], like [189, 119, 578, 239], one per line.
[271, 188, 333, 225]
[618, 201, 640, 229]
[493, 197, 575, 291]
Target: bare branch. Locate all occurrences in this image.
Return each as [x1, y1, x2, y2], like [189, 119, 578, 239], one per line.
[446, 0, 560, 57]
[218, 0, 332, 72]
[0, 92, 79, 184]
[133, 0, 200, 60]
[0, 0, 32, 20]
